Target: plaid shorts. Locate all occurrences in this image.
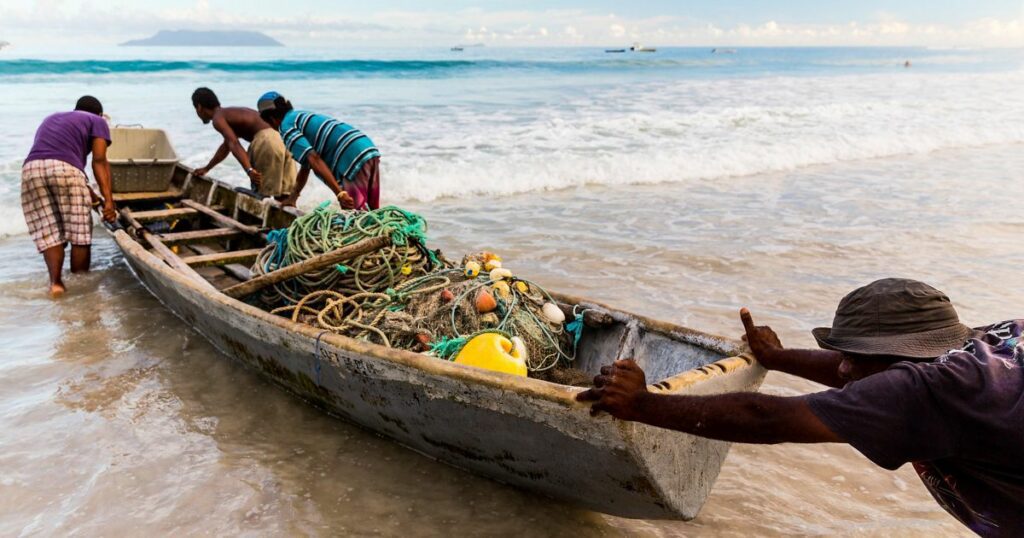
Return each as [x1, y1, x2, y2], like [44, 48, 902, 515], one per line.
[21, 159, 93, 252]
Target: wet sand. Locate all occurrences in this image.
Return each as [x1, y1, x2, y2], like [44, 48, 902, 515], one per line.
[1, 144, 1021, 535]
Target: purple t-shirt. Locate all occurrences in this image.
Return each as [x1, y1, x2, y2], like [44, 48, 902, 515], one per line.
[25, 111, 111, 172]
[806, 320, 1024, 537]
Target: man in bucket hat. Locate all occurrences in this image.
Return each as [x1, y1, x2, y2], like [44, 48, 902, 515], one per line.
[578, 278, 1023, 536]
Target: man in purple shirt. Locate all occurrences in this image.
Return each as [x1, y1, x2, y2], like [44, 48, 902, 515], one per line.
[578, 278, 1023, 536]
[22, 95, 116, 297]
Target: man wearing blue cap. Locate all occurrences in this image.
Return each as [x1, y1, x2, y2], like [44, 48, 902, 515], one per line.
[191, 87, 295, 199]
[256, 92, 381, 210]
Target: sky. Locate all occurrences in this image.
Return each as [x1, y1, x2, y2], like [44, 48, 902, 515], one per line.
[1, 0, 1023, 48]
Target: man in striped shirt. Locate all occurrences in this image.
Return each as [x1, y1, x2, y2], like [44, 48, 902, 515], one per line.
[257, 92, 381, 210]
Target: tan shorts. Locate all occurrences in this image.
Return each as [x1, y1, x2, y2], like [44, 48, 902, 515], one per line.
[249, 128, 296, 197]
[21, 159, 93, 252]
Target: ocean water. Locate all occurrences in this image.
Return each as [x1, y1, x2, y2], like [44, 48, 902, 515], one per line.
[1, 45, 1023, 536]
[3, 46, 1024, 235]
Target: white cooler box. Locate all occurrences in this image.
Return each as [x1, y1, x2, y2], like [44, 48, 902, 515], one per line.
[107, 127, 179, 192]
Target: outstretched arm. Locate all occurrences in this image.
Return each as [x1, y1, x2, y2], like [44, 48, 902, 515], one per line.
[212, 115, 261, 188]
[90, 137, 116, 223]
[577, 360, 842, 444]
[740, 309, 846, 388]
[306, 150, 355, 209]
[195, 141, 230, 177]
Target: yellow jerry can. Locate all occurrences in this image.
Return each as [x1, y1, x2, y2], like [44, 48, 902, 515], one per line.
[454, 333, 528, 377]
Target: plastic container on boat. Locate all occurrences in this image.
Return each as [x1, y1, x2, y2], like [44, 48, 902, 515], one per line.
[454, 333, 528, 376]
[107, 127, 179, 192]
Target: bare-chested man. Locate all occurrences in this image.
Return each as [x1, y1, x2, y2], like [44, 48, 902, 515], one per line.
[191, 87, 295, 198]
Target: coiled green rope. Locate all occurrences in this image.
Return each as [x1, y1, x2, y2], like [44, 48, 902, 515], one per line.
[252, 205, 579, 373]
[253, 204, 437, 306]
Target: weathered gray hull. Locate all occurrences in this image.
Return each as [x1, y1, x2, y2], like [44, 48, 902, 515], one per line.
[115, 230, 765, 520]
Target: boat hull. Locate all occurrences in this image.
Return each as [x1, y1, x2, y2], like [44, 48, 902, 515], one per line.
[115, 229, 765, 520]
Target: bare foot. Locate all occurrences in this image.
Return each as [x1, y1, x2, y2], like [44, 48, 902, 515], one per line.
[49, 283, 66, 298]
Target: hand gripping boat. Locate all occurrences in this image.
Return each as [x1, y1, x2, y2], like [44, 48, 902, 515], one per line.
[104, 127, 766, 520]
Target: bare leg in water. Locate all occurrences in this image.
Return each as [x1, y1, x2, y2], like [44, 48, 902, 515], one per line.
[40, 244, 89, 297]
[70, 244, 91, 274]
[42, 244, 66, 297]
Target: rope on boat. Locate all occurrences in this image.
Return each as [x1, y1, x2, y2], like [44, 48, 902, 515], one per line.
[250, 205, 579, 374]
[252, 203, 437, 305]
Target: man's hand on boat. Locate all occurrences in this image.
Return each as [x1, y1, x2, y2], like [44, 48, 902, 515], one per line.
[575, 309, 842, 444]
[580, 282, 1024, 534]
[575, 359, 649, 420]
[101, 200, 117, 223]
[88, 185, 117, 223]
[246, 167, 263, 190]
[575, 356, 841, 444]
[740, 307, 784, 362]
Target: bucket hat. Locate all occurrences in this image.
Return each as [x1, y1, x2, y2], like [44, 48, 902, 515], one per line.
[812, 278, 974, 359]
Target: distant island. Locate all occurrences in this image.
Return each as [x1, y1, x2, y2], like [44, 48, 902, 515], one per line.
[120, 30, 283, 47]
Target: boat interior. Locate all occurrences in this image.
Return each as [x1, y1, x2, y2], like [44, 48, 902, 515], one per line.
[111, 160, 740, 387]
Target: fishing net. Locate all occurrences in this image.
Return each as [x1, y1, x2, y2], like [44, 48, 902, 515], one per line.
[250, 205, 586, 381]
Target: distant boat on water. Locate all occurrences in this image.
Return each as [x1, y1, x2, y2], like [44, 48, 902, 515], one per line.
[711, 48, 737, 54]
[629, 42, 656, 52]
[450, 43, 485, 51]
[605, 43, 655, 53]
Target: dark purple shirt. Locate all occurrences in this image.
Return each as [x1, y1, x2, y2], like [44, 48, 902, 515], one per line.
[25, 111, 111, 171]
[806, 320, 1024, 537]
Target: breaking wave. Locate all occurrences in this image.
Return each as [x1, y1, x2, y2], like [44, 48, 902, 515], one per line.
[2, 51, 1023, 240]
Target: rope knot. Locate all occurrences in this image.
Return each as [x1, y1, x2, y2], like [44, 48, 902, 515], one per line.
[385, 287, 406, 302]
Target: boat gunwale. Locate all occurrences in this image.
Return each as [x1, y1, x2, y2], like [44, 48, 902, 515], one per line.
[113, 173, 760, 407]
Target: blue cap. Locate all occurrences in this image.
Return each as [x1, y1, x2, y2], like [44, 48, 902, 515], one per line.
[257, 91, 283, 113]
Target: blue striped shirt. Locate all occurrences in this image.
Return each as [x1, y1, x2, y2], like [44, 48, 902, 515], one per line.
[279, 110, 380, 182]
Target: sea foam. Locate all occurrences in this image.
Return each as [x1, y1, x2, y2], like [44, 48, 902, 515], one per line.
[2, 53, 1023, 240]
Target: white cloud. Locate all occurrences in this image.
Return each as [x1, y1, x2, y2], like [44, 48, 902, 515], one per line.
[0, 1, 1022, 47]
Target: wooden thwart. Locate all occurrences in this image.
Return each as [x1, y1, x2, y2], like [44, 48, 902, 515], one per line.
[123, 202, 263, 283]
[159, 227, 242, 245]
[181, 248, 263, 267]
[180, 199, 261, 235]
[112, 189, 184, 203]
[222, 236, 391, 299]
[186, 244, 253, 282]
[120, 208, 212, 286]
[130, 207, 199, 222]
[119, 207, 144, 230]
[146, 234, 202, 275]
[220, 264, 253, 282]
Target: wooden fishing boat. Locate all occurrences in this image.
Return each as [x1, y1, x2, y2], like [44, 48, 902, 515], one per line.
[105, 128, 766, 520]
